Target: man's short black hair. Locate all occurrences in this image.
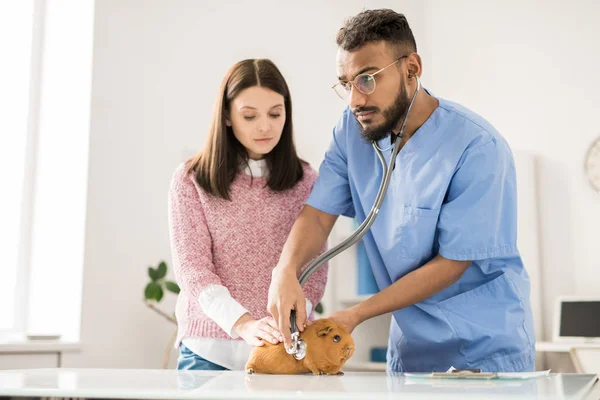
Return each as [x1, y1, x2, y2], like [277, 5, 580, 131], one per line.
[336, 9, 417, 56]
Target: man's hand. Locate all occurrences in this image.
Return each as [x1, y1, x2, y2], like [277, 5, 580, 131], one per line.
[267, 266, 307, 350]
[327, 307, 362, 334]
[325, 255, 472, 334]
[232, 313, 283, 347]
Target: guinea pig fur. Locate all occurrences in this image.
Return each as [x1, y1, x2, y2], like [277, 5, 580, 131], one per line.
[245, 318, 355, 375]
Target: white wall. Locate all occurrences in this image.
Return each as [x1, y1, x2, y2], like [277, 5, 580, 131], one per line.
[422, 0, 600, 339]
[64, 0, 600, 368]
[63, 0, 426, 368]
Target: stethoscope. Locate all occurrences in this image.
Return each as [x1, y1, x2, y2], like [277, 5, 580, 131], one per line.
[286, 74, 422, 360]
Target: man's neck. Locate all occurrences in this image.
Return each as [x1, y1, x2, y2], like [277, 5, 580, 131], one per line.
[392, 90, 439, 142]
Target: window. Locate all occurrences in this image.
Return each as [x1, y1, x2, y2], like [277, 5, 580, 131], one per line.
[0, 0, 94, 340]
[0, 1, 36, 333]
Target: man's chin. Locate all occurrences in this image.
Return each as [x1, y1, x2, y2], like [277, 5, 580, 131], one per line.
[358, 119, 378, 132]
[360, 126, 389, 143]
[358, 119, 374, 129]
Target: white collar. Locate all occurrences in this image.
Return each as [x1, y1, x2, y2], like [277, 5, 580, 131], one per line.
[242, 158, 268, 178]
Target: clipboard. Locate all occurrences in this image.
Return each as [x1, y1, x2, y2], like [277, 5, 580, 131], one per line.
[405, 368, 551, 381]
[431, 369, 498, 380]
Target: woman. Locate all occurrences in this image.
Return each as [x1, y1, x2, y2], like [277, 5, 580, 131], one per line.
[168, 59, 328, 371]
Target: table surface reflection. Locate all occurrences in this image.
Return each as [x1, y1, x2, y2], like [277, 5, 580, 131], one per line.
[0, 368, 597, 399]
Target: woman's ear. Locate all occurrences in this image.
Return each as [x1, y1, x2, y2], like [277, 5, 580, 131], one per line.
[225, 118, 232, 127]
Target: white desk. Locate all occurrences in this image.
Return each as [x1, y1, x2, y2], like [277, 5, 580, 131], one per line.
[0, 339, 81, 369]
[536, 341, 600, 353]
[0, 369, 598, 400]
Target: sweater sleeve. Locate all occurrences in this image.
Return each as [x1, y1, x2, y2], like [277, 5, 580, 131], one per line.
[167, 164, 224, 301]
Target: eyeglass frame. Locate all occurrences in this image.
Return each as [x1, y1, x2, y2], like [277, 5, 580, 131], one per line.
[331, 55, 408, 99]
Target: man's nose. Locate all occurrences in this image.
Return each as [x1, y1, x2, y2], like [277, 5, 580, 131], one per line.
[348, 84, 367, 110]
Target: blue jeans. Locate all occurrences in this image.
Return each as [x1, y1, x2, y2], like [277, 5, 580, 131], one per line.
[177, 343, 228, 371]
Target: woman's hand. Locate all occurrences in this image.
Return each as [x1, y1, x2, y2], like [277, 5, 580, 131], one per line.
[232, 313, 283, 347]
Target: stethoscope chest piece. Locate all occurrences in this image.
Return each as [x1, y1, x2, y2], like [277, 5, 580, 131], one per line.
[293, 338, 306, 360]
[286, 329, 307, 360]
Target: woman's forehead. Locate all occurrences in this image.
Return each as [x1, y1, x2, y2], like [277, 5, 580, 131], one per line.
[232, 86, 285, 110]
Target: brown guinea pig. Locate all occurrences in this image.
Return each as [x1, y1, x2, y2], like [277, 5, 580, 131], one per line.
[245, 318, 354, 375]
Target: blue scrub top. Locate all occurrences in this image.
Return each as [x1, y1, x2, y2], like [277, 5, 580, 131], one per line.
[306, 94, 535, 372]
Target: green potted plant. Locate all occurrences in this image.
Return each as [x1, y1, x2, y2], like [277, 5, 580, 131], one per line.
[314, 301, 324, 314]
[143, 260, 179, 368]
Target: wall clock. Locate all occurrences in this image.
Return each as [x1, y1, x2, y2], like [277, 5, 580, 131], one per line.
[585, 136, 600, 192]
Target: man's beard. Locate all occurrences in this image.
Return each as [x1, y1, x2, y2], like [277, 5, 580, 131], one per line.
[353, 84, 411, 143]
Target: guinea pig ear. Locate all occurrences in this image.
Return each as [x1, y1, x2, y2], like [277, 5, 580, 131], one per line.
[317, 326, 333, 337]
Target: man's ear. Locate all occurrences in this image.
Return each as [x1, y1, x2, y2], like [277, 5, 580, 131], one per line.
[406, 52, 423, 78]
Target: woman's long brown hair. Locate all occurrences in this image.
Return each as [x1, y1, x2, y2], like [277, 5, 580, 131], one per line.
[186, 59, 304, 200]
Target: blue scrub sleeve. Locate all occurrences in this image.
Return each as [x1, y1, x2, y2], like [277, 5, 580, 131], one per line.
[306, 126, 355, 218]
[437, 138, 519, 261]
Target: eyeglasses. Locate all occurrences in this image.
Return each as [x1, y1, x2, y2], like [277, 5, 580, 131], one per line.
[332, 56, 407, 100]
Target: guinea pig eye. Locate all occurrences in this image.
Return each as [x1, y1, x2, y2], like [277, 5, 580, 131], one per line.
[333, 335, 341, 343]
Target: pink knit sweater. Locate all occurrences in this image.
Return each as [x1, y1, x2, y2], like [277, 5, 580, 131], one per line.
[168, 162, 328, 347]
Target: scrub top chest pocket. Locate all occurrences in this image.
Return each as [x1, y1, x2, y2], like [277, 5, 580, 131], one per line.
[398, 205, 440, 263]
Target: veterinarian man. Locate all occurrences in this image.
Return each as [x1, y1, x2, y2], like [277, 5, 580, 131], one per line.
[267, 9, 535, 373]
